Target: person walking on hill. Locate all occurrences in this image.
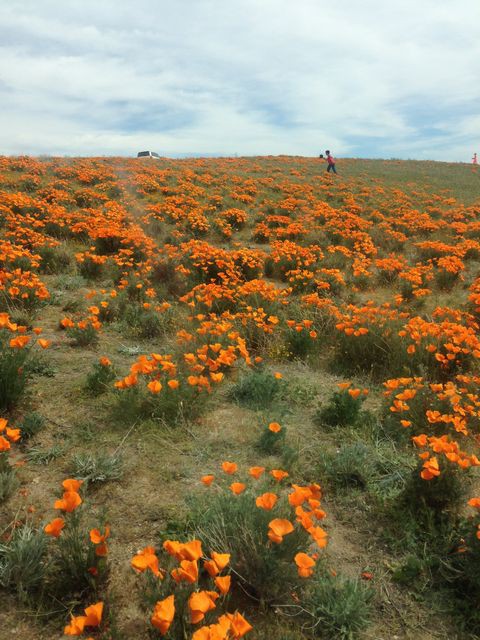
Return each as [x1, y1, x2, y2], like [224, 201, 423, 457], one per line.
[325, 150, 337, 174]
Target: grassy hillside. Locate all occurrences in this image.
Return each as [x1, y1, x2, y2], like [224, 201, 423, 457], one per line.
[0, 155, 480, 640]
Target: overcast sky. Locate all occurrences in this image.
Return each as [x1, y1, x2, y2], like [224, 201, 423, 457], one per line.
[1, 0, 479, 160]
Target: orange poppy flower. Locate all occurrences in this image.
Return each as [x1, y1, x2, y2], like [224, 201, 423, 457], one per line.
[214, 575, 231, 594]
[421, 456, 441, 480]
[131, 546, 162, 577]
[221, 461, 238, 474]
[62, 478, 83, 492]
[201, 474, 215, 486]
[151, 595, 175, 635]
[337, 382, 351, 390]
[255, 492, 278, 510]
[171, 559, 199, 583]
[204, 551, 230, 576]
[468, 497, 480, 509]
[5, 427, 21, 442]
[268, 422, 282, 433]
[64, 615, 86, 635]
[147, 379, 163, 394]
[348, 388, 361, 399]
[230, 482, 246, 495]
[0, 436, 10, 452]
[84, 602, 103, 627]
[249, 466, 265, 479]
[168, 379, 179, 389]
[90, 525, 110, 556]
[308, 525, 328, 548]
[273, 372, 283, 379]
[267, 518, 294, 543]
[189, 590, 218, 624]
[37, 338, 50, 349]
[54, 491, 82, 513]
[44, 517, 65, 538]
[219, 611, 253, 637]
[270, 469, 289, 482]
[288, 485, 312, 507]
[294, 552, 316, 578]
[99, 356, 111, 367]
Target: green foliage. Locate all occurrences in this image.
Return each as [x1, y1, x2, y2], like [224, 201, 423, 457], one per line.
[37, 245, 71, 274]
[188, 489, 309, 603]
[0, 330, 31, 410]
[84, 361, 116, 396]
[317, 441, 415, 500]
[305, 571, 373, 639]
[66, 324, 100, 347]
[256, 422, 286, 455]
[54, 274, 87, 291]
[332, 323, 411, 379]
[0, 525, 47, 601]
[19, 411, 45, 440]
[0, 453, 19, 502]
[314, 389, 364, 428]
[26, 444, 64, 465]
[119, 303, 173, 340]
[228, 368, 284, 410]
[402, 462, 466, 514]
[112, 383, 206, 426]
[70, 451, 123, 485]
[285, 327, 319, 360]
[47, 512, 107, 601]
[78, 256, 105, 279]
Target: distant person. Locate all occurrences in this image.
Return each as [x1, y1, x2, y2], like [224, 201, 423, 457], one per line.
[473, 152, 478, 165]
[325, 150, 337, 174]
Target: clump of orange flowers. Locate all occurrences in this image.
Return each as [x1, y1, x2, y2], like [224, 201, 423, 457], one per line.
[131, 538, 252, 638]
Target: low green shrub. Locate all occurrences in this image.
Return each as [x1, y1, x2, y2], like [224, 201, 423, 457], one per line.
[0, 453, 19, 502]
[305, 571, 373, 639]
[228, 368, 284, 410]
[37, 245, 71, 274]
[70, 451, 123, 485]
[256, 421, 287, 455]
[0, 329, 31, 410]
[314, 388, 366, 428]
[19, 412, 45, 440]
[84, 359, 116, 396]
[0, 525, 47, 601]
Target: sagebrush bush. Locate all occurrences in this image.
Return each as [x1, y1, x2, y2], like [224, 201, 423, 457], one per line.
[0, 331, 31, 410]
[188, 489, 310, 603]
[37, 245, 71, 274]
[113, 383, 206, 426]
[314, 389, 364, 428]
[70, 451, 123, 485]
[256, 421, 287, 455]
[305, 571, 373, 639]
[0, 525, 47, 601]
[0, 453, 19, 502]
[228, 368, 284, 410]
[317, 441, 415, 500]
[67, 324, 99, 347]
[19, 411, 45, 440]
[47, 514, 104, 600]
[120, 303, 173, 340]
[84, 360, 116, 396]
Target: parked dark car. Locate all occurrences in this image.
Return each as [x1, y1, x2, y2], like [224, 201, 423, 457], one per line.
[137, 151, 160, 159]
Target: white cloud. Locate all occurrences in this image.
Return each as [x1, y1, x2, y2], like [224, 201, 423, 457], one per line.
[0, 0, 479, 160]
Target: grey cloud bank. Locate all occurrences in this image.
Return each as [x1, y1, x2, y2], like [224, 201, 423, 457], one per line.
[0, 0, 479, 160]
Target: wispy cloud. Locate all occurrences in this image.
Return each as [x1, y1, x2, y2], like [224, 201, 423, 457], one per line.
[1, 0, 479, 160]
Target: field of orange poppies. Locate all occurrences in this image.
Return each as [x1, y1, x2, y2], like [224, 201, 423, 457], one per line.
[0, 155, 479, 640]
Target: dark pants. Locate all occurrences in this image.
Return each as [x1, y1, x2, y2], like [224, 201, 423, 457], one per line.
[327, 163, 337, 173]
